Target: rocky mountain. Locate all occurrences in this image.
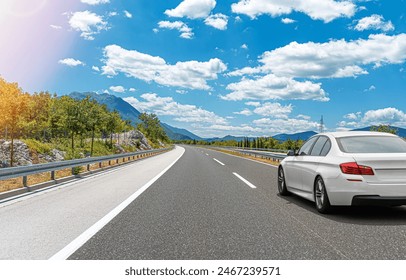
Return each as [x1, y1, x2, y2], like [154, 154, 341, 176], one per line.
[161, 123, 202, 141]
[272, 131, 317, 142]
[69, 92, 142, 125]
[69, 92, 202, 141]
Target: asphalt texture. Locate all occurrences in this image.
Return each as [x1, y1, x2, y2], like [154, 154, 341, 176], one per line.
[0, 146, 184, 259]
[68, 146, 406, 260]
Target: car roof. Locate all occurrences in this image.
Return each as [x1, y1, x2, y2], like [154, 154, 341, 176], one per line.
[317, 131, 398, 138]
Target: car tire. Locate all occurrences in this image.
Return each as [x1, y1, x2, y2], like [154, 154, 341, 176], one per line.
[314, 176, 332, 214]
[278, 167, 289, 196]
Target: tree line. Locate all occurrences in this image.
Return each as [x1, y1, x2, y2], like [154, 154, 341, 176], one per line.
[176, 137, 304, 151]
[0, 77, 168, 166]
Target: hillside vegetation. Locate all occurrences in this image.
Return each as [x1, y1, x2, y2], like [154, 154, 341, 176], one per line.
[0, 77, 169, 167]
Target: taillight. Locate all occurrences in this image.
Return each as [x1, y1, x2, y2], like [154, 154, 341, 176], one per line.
[340, 162, 374, 175]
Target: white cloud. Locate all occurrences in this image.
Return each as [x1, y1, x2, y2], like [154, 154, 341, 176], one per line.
[69, 11, 108, 40]
[176, 89, 188, 94]
[364, 85, 376, 92]
[102, 44, 227, 90]
[281, 18, 296, 24]
[204, 13, 229, 30]
[223, 74, 329, 101]
[235, 16, 242, 22]
[297, 114, 311, 120]
[109, 12, 118, 17]
[227, 66, 262, 77]
[354, 14, 394, 32]
[338, 108, 406, 128]
[109, 85, 126, 93]
[362, 108, 406, 126]
[50, 25, 62, 30]
[165, 0, 216, 19]
[245, 101, 260, 107]
[158, 21, 194, 39]
[252, 102, 293, 118]
[92, 66, 100, 71]
[81, 0, 109, 5]
[124, 10, 133, 19]
[344, 112, 361, 120]
[231, 0, 356, 23]
[253, 118, 319, 134]
[59, 58, 84, 67]
[153, 28, 159, 33]
[257, 34, 406, 79]
[129, 88, 136, 92]
[124, 93, 227, 125]
[199, 124, 261, 136]
[241, 44, 248, 49]
[234, 109, 253, 116]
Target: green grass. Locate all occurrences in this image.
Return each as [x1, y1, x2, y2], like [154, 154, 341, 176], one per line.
[22, 135, 166, 160]
[23, 139, 53, 155]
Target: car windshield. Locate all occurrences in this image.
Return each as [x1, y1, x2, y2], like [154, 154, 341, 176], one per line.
[336, 136, 406, 153]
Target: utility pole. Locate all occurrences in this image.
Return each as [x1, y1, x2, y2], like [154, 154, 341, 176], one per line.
[319, 116, 324, 133]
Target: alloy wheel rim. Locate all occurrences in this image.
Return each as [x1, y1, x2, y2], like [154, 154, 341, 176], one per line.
[315, 180, 324, 208]
[278, 169, 284, 192]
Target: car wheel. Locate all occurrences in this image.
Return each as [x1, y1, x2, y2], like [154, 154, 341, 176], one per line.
[314, 176, 332, 214]
[278, 167, 289, 196]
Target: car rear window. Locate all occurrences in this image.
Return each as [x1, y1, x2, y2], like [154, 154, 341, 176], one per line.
[336, 136, 406, 153]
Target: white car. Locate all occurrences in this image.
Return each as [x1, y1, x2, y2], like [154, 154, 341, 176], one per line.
[278, 131, 406, 213]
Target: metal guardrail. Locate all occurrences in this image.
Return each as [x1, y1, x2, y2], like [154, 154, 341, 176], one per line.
[0, 148, 172, 185]
[201, 145, 288, 153]
[211, 147, 288, 162]
[235, 149, 287, 161]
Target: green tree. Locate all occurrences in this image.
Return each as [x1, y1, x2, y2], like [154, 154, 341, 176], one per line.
[0, 78, 29, 166]
[371, 124, 398, 135]
[137, 113, 168, 145]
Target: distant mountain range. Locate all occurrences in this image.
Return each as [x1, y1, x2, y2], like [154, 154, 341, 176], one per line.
[68, 92, 406, 142]
[69, 92, 201, 141]
[272, 131, 317, 141]
[352, 126, 406, 137]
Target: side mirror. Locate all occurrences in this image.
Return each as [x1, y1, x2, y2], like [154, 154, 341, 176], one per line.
[287, 150, 296, 156]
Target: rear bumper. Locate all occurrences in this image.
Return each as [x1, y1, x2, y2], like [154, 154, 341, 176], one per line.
[351, 195, 406, 206]
[324, 175, 406, 206]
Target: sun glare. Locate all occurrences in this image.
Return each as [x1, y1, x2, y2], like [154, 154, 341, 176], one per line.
[1, 0, 47, 18]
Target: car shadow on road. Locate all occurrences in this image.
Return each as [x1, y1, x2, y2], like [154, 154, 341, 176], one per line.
[278, 193, 406, 226]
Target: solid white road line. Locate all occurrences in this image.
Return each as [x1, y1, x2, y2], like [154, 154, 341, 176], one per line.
[213, 158, 225, 166]
[233, 172, 257, 189]
[49, 147, 185, 260]
[205, 153, 209, 156]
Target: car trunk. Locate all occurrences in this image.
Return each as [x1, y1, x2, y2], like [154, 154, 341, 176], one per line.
[352, 153, 406, 183]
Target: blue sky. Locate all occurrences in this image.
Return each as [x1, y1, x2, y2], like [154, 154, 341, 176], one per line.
[0, 0, 405, 138]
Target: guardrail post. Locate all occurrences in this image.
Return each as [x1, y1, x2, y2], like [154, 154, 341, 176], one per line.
[51, 171, 55, 180]
[87, 164, 90, 171]
[23, 176, 28, 188]
[99, 162, 102, 168]
[108, 160, 111, 166]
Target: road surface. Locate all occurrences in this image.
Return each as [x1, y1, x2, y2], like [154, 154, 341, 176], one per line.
[1, 145, 406, 260]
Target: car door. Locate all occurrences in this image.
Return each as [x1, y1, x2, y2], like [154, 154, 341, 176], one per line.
[301, 136, 330, 193]
[285, 136, 318, 192]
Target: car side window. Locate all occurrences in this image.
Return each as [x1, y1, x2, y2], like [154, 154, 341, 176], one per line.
[310, 136, 328, 156]
[319, 139, 331, 156]
[298, 137, 318, 156]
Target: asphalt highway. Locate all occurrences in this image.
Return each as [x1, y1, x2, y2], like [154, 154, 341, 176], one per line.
[65, 145, 406, 260]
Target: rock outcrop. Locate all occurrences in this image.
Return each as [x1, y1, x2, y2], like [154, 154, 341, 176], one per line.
[0, 140, 32, 167]
[0, 130, 153, 168]
[112, 130, 152, 150]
